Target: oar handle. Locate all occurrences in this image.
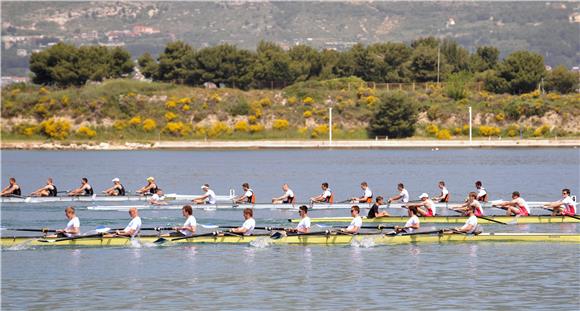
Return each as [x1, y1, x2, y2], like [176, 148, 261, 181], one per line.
[4, 228, 57, 233]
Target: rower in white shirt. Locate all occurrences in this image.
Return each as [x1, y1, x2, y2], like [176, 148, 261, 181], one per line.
[286, 205, 311, 233]
[432, 181, 450, 203]
[545, 188, 577, 216]
[48, 206, 80, 238]
[388, 183, 409, 203]
[451, 204, 479, 234]
[192, 184, 217, 205]
[341, 206, 362, 234]
[149, 189, 167, 205]
[164, 205, 196, 237]
[453, 192, 484, 217]
[350, 181, 373, 204]
[230, 208, 255, 236]
[394, 206, 420, 234]
[406, 193, 436, 217]
[475, 181, 488, 202]
[310, 182, 333, 203]
[115, 207, 142, 237]
[272, 184, 295, 204]
[495, 191, 530, 216]
[233, 183, 255, 204]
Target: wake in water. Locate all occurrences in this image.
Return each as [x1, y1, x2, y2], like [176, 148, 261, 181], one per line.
[249, 237, 274, 248]
[350, 237, 377, 248]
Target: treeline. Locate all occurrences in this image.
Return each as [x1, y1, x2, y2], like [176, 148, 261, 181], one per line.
[30, 39, 578, 94]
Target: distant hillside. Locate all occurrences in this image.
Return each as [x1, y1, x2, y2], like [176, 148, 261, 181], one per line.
[2, 1, 579, 76]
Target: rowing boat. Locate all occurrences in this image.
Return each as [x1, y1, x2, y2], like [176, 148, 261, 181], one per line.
[0, 193, 234, 204]
[2, 232, 578, 248]
[288, 215, 580, 224]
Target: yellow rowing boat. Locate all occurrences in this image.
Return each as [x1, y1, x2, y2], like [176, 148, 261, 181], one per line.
[288, 215, 580, 224]
[2, 232, 578, 248]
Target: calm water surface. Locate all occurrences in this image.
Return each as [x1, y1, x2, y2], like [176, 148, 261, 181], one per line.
[1, 149, 579, 310]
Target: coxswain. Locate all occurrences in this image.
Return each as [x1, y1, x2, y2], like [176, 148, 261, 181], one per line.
[192, 184, 216, 205]
[30, 178, 58, 197]
[341, 205, 362, 234]
[432, 181, 450, 203]
[475, 181, 488, 202]
[406, 193, 436, 217]
[164, 205, 197, 237]
[229, 208, 255, 236]
[545, 188, 577, 216]
[114, 207, 142, 237]
[310, 182, 333, 203]
[272, 183, 295, 204]
[454, 192, 484, 217]
[286, 205, 311, 233]
[68, 178, 93, 196]
[452, 204, 480, 234]
[233, 183, 255, 204]
[393, 206, 420, 234]
[148, 188, 167, 205]
[350, 181, 373, 204]
[47, 206, 80, 238]
[103, 178, 125, 196]
[388, 183, 409, 203]
[367, 196, 390, 219]
[137, 177, 158, 195]
[495, 191, 530, 216]
[1, 177, 21, 197]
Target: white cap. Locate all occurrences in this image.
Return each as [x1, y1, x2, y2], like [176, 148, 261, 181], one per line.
[147, 176, 155, 181]
[112, 178, 120, 182]
[201, 185, 209, 189]
[419, 193, 429, 199]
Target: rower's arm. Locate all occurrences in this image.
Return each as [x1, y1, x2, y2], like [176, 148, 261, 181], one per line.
[231, 226, 247, 234]
[405, 223, 420, 230]
[345, 225, 359, 233]
[194, 194, 209, 201]
[66, 226, 80, 235]
[389, 194, 402, 202]
[297, 227, 310, 233]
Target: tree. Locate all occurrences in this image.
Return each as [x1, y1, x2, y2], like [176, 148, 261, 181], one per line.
[288, 45, 321, 82]
[367, 92, 418, 138]
[407, 45, 450, 82]
[157, 41, 195, 83]
[545, 65, 578, 94]
[496, 51, 546, 94]
[469, 46, 499, 72]
[369, 42, 412, 83]
[137, 52, 159, 79]
[440, 38, 470, 73]
[194, 44, 256, 89]
[252, 41, 293, 87]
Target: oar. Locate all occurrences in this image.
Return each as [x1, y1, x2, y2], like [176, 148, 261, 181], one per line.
[541, 207, 580, 220]
[154, 231, 220, 244]
[449, 209, 509, 225]
[271, 230, 333, 239]
[0, 227, 57, 233]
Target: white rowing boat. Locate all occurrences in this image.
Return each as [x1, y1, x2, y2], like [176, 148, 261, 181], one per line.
[0, 193, 235, 204]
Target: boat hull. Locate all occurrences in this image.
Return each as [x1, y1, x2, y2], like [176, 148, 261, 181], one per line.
[289, 215, 580, 224]
[2, 233, 579, 248]
[0, 194, 234, 204]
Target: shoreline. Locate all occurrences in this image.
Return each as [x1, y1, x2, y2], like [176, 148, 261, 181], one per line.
[1, 139, 579, 150]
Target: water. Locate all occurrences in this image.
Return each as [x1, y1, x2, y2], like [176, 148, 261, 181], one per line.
[1, 149, 579, 310]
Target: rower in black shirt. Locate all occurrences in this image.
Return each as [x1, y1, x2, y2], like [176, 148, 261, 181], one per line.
[367, 196, 390, 219]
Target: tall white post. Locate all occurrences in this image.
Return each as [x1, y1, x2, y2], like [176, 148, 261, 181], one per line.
[329, 107, 333, 145]
[469, 106, 472, 144]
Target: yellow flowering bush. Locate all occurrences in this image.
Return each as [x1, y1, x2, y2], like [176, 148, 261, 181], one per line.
[249, 124, 265, 133]
[39, 118, 71, 140]
[506, 124, 519, 137]
[182, 104, 191, 112]
[312, 124, 329, 138]
[365, 95, 380, 108]
[287, 96, 297, 105]
[163, 122, 191, 137]
[113, 120, 129, 131]
[248, 115, 258, 125]
[207, 122, 232, 138]
[425, 124, 439, 136]
[165, 111, 177, 121]
[142, 118, 157, 132]
[479, 125, 501, 137]
[129, 116, 142, 126]
[495, 112, 505, 122]
[209, 93, 222, 103]
[234, 120, 250, 132]
[39, 87, 49, 94]
[165, 100, 177, 109]
[272, 119, 290, 130]
[533, 125, 550, 137]
[303, 97, 314, 105]
[61, 95, 70, 107]
[453, 127, 463, 135]
[436, 129, 451, 140]
[76, 126, 97, 139]
[546, 93, 561, 101]
[303, 110, 313, 118]
[178, 97, 192, 105]
[256, 98, 272, 107]
[33, 103, 49, 118]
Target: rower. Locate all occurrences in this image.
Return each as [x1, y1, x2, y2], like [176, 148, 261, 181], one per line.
[406, 193, 436, 217]
[495, 191, 531, 216]
[394, 206, 420, 234]
[115, 207, 142, 237]
[341, 205, 362, 234]
[192, 184, 216, 205]
[310, 182, 333, 203]
[148, 188, 167, 206]
[30, 178, 58, 197]
[103, 178, 125, 196]
[432, 181, 450, 203]
[136, 177, 158, 195]
[48, 206, 80, 238]
[68, 178, 93, 196]
[229, 208, 255, 235]
[367, 196, 390, 219]
[388, 183, 409, 203]
[1, 177, 21, 197]
[165, 205, 196, 237]
[233, 183, 255, 204]
[475, 181, 488, 202]
[286, 205, 311, 233]
[452, 204, 480, 234]
[545, 188, 576, 216]
[272, 184, 295, 204]
[454, 192, 484, 217]
[350, 181, 373, 204]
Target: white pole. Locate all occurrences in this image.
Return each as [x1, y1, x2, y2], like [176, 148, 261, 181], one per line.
[468, 106, 472, 144]
[329, 107, 333, 145]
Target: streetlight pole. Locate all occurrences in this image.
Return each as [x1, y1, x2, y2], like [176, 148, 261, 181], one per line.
[329, 107, 333, 146]
[469, 106, 472, 145]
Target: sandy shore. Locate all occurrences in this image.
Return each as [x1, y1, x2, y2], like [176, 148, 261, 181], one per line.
[1, 139, 579, 150]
